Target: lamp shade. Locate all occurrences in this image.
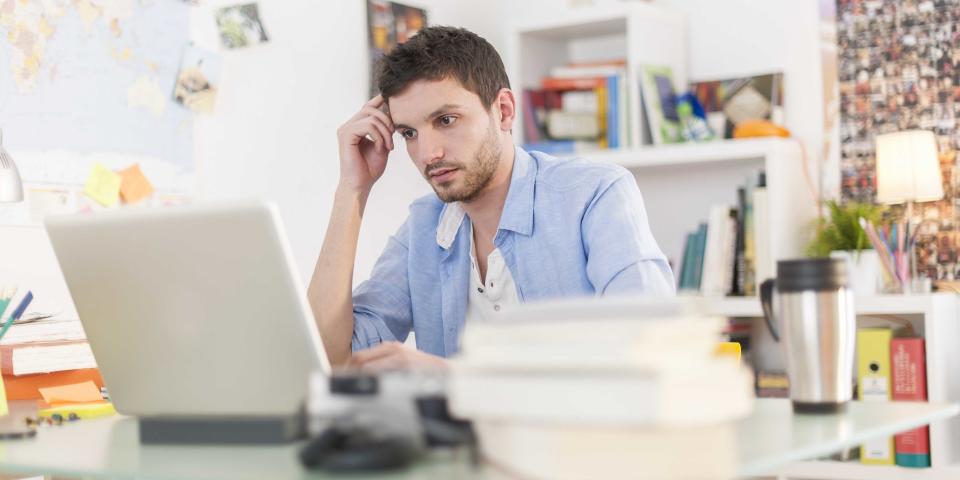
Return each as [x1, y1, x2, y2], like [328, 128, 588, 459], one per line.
[875, 130, 944, 204]
[0, 128, 24, 203]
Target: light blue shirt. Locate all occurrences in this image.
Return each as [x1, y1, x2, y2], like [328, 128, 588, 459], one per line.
[351, 146, 675, 356]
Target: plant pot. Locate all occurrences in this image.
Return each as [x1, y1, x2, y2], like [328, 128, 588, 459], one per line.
[829, 250, 880, 295]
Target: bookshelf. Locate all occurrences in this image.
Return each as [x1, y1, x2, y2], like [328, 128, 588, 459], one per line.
[509, 5, 819, 277]
[580, 137, 818, 282]
[704, 293, 960, 479]
[512, 9, 960, 476]
[509, 2, 686, 149]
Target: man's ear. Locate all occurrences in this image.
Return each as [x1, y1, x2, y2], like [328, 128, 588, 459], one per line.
[494, 88, 516, 132]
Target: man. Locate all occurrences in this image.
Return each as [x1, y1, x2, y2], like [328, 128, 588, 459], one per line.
[308, 26, 674, 370]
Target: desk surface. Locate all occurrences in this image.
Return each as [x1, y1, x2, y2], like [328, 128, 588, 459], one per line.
[0, 399, 954, 479]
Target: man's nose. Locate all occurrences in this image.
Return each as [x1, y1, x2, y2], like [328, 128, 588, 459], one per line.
[418, 132, 445, 167]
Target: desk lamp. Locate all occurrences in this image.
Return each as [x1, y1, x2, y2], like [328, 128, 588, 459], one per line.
[0, 129, 24, 203]
[875, 130, 944, 292]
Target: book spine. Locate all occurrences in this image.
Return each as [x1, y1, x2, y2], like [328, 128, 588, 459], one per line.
[693, 223, 708, 289]
[541, 76, 608, 91]
[522, 89, 541, 143]
[891, 338, 930, 468]
[858, 328, 895, 465]
[679, 232, 695, 290]
[0, 347, 12, 376]
[609, 76, 618, 148]
[732, 187, 747, 296]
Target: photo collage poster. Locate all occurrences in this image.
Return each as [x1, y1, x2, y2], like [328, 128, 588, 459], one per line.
[837, 0, 960, 281]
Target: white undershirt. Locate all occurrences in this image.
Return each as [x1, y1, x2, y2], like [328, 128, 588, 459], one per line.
[466, 223, 519, 322]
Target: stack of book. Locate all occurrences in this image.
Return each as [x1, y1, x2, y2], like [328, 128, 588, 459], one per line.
[521, 60, 630, 154]
[857, 328, 930, 468]
[448, 297, 754, 479]
[678, 169, 769, 296]
[1, 317, 102, 403]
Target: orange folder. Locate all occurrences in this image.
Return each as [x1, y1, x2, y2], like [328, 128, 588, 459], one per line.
[3, 369, 104, 401]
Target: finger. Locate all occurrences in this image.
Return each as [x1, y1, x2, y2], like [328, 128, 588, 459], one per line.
[358, 354, 406, 372]
[367, 116, 395, 151]
[349, 341, 401, 365]
[366, 94, 385, 109]
[361, 105, 395, 132]
[344, 121, 386, 150]
[349, 96, 387, 122]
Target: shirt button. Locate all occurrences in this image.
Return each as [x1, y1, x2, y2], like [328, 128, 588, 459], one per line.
[494, 304, 501, 312]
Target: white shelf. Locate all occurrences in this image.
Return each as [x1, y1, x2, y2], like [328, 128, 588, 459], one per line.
[702, 293, 958, 318]
[563, 137, 797, 169]
[513, 2, 679, 38]
[773, 460, 959, 480]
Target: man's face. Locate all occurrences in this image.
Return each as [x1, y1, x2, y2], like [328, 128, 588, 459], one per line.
[388, 77, 503, 203]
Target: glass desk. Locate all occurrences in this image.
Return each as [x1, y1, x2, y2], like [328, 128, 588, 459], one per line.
[0, 399, 953, 479]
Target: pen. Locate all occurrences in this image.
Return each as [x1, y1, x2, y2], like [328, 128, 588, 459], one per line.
[0, 291, 33, 342]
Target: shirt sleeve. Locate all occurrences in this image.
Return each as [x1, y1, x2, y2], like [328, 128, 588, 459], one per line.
[581, 173, 677, 296]
[350, 219, 414, 351]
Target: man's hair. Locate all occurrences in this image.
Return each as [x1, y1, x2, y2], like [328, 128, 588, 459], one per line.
[377, 26, 510, 108]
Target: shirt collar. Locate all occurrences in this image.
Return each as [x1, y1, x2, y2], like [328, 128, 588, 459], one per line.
[435, 146, 536, 249]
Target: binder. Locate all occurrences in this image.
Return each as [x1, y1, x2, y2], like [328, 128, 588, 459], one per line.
[858, 328, 895, 465]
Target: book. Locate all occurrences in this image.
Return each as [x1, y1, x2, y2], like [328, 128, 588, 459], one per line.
[545, 110, 601, 139]
[449, 359, 753, 427]
[3, 368, 104, 400]
[0, 318, 86, 346]
[474, 421, 737, 480]
[701, 205, 736, 296]
[858, 328, 895, 465]
[0, 341, 97, 376]
[891, 337, 930, 468]
[692, 223, 708, 289]
[541, 76, 608, 91]
[638, 64, 682, 145]
[679, 232, 696, 290]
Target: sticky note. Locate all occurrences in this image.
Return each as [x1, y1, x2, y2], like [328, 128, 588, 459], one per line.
[38, 381, 103, 405]
[83, 163, 121, 207]
[118, 163, 155, 204]
[0, 375, 8, 417]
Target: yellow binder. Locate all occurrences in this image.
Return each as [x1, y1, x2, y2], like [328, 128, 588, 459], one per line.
[858, 328, 895, 465]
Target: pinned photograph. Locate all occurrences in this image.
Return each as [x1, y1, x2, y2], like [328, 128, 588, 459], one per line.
[215, 3, 269, 49]
[173, 45, 222, 114]
[367, 0, 427, 97]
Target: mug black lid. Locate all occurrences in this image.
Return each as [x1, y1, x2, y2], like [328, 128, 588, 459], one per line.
[776, 258, 848, 292]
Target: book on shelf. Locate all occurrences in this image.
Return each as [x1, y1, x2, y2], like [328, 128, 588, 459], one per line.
[756, 370, 789, 398]
[677, 171, 765, 296]
[521, 60, 629, 153]
[858, 328, 895, 465]
[891, 337, 930, 468]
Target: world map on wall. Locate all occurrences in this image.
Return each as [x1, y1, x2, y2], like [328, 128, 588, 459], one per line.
[0, 0, 192, 188]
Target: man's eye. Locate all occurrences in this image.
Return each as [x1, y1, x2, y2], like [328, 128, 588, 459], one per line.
[401, 129, 417, 139]
[439, 115, 457, 126]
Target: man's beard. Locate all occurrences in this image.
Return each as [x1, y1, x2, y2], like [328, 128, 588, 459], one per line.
[428, 124, 502, 203]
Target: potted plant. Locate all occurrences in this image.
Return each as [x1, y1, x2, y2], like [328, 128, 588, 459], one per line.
[806, 201, 886, 294]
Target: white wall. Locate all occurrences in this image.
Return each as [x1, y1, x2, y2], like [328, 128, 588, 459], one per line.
[0, 0, 510, 320]
[2, 0, 830, 319]
[192, 0, 508, 287]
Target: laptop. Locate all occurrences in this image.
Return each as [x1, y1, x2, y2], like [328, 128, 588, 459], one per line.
[45, 201, 330, 422]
